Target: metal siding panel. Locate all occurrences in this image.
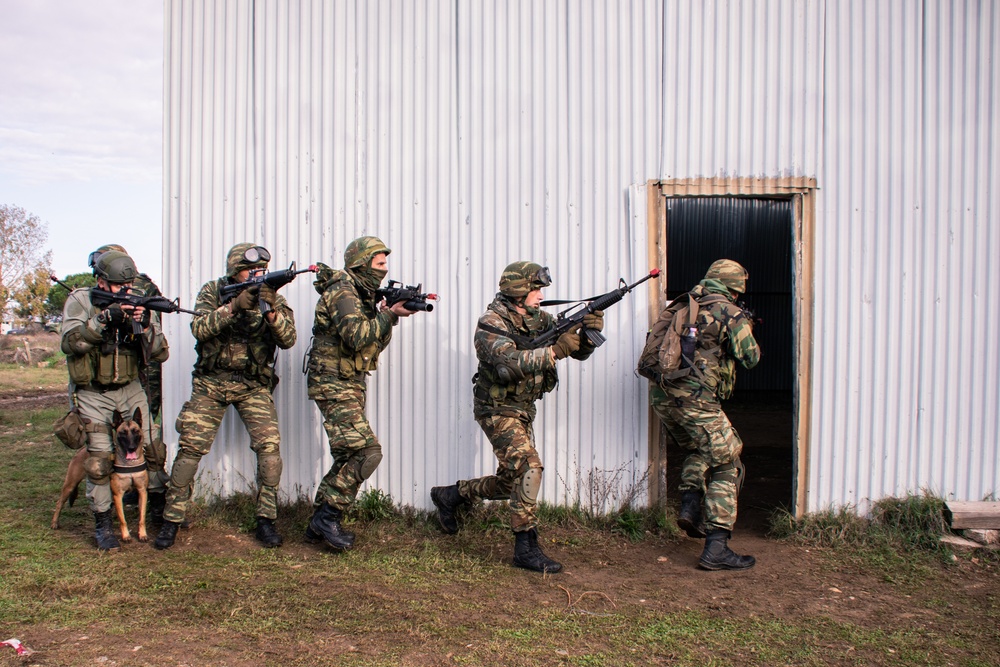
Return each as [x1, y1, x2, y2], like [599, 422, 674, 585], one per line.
[165, 1, 1000, 517]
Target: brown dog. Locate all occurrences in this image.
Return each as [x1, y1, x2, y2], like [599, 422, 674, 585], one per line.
[110, 408, 149, 543]
[51, 447, 88, 530]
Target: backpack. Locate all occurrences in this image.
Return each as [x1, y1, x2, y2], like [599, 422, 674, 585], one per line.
[636, 292, 728, 385]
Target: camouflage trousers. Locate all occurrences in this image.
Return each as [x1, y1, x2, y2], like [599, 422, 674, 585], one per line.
[75, 380, 165, 512]
[651, 388, 744, 532]
[457, 413, 544, 533]
[312, 381, 383, 512]
[164, 376, 283, 522]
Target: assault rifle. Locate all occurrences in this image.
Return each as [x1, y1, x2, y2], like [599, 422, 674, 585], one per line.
[376, 280, 437, 312]
[219, 262, 318, 314]
[51, 275, 197, 336]
[530, 269, 661, 349]
[736, 300, 763, 329]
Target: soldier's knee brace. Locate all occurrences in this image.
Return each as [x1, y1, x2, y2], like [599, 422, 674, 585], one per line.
[357, 445, 383, 481]
[258, 452, 283, 487]
[516, 466, 543, 506]
[84, 453, 113, 485]
[709, 456, 744, 492]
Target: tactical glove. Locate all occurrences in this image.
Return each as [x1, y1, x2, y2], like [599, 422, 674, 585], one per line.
[231, 287, 259, 313]
[258, 284, 278, 308]
[99, 304, 127, 326]
[582, 309, 604, 332]
[552, 331, 581, 360]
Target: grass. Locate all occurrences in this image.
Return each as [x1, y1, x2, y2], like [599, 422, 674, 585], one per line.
[1, 363, 999, 665]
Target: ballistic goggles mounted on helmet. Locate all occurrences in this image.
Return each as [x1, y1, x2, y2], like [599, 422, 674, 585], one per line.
[531, 266, 552, 288]
[242, 246, 271, 263]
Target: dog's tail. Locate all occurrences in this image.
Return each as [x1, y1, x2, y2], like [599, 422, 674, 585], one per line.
[68, 484, 79, 507]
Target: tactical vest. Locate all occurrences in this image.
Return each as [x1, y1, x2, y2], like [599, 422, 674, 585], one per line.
[306, 271, 385, 383]
[194, 278, 278, 388]
[473, 300, 558, 410]
[66, 290, 143, 386]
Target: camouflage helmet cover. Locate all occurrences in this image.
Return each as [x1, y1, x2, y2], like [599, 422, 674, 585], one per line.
[344, 236, 391, 269]
[499, 261, 551, 297]
[93, 250, 138, 284]
[704, 259, 748, 294]
[226, 242, 270, 277]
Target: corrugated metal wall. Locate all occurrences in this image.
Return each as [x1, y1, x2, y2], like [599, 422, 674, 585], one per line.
[163, 0, 1000, 516]
[813, 0, 1000, 511]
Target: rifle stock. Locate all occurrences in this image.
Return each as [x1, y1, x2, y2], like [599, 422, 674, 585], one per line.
[219, 262, 318, 314]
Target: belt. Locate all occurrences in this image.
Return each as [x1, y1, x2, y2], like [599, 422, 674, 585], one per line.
[85, 381, 128, 393]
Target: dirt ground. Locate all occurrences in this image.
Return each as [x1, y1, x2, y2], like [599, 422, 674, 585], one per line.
[2, 374, 998, 666]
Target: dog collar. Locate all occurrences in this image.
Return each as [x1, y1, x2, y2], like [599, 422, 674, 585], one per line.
[113, 462, 148, 474]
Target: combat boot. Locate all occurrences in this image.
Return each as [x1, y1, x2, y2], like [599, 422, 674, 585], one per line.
[93, 510, 121, 552]
[255, 517, 283, 548]
[677, 490, 706, 538]
[147, 491, 166, 528]
[512, 528, 563, 574]
[306, 502, 354, 551]
[430, 484, 467, 534]
[698, 529, 756, 570]
[154, 520, 180, 550]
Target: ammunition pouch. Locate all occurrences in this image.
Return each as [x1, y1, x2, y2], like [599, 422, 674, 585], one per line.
[53, 408, 90, 450]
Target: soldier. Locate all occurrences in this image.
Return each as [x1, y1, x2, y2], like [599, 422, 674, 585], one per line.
[649, 259, 760, 570]
[154, 243, 296, 550]
[60, 250, 169, 551]
[87, 244, 169, 525]
[430, 262, 604, 574]
[303, 236, 414, 551]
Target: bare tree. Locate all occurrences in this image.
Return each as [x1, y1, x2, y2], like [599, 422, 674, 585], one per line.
[0, 204, 52, 309]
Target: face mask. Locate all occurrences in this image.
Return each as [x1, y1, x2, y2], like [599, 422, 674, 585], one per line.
[351, 266, 387, 293]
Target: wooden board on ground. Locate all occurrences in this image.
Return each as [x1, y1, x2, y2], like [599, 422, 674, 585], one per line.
[944, 501, 1000, 529]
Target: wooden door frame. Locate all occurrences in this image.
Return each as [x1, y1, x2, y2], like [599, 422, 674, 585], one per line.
[645, 177, 816, 518]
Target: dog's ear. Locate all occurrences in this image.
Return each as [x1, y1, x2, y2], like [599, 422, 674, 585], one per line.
[112, 410, 124, 428]
[132, 407, 143, 428]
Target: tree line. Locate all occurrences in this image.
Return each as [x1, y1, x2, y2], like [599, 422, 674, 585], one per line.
[1, 204, 94, 330]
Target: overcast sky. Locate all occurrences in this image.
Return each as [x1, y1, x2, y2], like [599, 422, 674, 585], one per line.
[0, 0, 163, 284]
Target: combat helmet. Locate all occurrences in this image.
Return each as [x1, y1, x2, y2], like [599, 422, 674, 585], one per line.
[344, 236, 391, 269]
[704, 259, 748, 294]
[226, 243, 271, 277]
[93, 251, 138, 284]
[88, 244, 127, 270]
[499, 261, 551, 298]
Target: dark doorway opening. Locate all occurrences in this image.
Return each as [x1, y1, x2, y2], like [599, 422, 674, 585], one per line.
[664, 197, 795, 532]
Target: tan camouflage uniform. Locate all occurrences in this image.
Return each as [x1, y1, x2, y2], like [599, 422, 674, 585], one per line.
[650, 269, 760, 532]
[460, 291, 594, 532]
[60, 275, 169, 515]
[162, 263, 296, 524]
[305, 263, 397, 511]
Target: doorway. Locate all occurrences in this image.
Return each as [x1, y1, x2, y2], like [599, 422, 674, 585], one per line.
[645, 178, 816, 525]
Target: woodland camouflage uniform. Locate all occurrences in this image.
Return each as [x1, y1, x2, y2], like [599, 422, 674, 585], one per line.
[649, 258, 760, 570]
[156, 243, 296, 550]
[302, 236, 400, 552]
[61, 250, 169, 551]
[431, 261, 603, 574]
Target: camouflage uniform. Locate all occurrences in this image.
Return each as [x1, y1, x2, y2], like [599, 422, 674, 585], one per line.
[160, 245, 296, 531]
[60, 251, 169, 550]
[305, 240, 397, 511]
[648, 259, 760, 570]
[461, 295, 592, 532]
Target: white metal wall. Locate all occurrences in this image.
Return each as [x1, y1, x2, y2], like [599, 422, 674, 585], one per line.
[812, 0, 1000, 511]
[163, 0, 1000, 515]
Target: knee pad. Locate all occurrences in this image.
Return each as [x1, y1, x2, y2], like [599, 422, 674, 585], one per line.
[358, 446, 383, 481]
[258, 452, 283, 487]
[516, 466, 543, 506]
[84, 454, 112, 484]
[709, 460, 739, 487]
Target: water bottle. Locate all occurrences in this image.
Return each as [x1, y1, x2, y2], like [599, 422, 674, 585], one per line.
[680, 325, 697, 368]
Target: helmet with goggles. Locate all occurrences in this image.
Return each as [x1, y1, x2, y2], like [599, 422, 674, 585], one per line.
[499, 261, 551, 298]
[93, 250, 138, 284]
[226, 243, 271, 277]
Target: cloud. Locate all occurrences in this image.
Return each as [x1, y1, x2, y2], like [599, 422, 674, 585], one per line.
[0, 0, 162, 185]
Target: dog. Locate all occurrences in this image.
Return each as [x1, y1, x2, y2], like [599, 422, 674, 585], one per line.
[110, 408, 149, 543]
[51, 447, 88, 530]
